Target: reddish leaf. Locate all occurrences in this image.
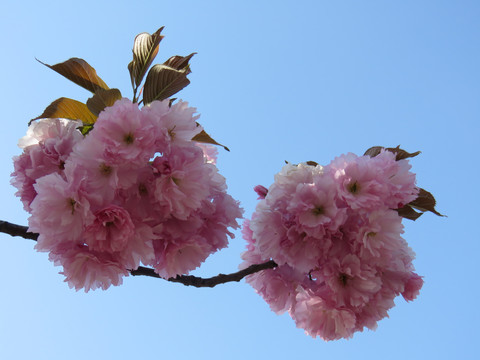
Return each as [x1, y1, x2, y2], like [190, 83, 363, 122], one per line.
[164, 53, 196, 71]
[143, 64, 191, 104]
[38, 58, 109, 93]
[192, 130, 230, 151]
[364, 145, 421, 161]
[86, 89, 122, 116]
[409, 188, 444, 217]
[396, 205, 423, 221]
[128, 27, 165, 88]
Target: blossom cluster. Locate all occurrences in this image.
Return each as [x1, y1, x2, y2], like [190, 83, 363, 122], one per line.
[11, 98, 242, 291]
[241, 151, 422, 340]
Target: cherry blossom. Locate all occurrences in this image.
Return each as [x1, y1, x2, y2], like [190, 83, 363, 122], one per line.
[13, 98, 242, 291]
[241, 152, 422, 340]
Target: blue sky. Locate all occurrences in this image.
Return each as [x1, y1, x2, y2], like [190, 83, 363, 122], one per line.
[0, 1, 478, 359]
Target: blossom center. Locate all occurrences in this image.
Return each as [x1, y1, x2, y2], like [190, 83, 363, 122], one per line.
[338, 273, 350, 287]
[172, 177, 181, 186]
[99, 163, 113, 176]
[138, 183, 148, 195]
[123, 132, 135, 145]
[348, 181, 360, 194]
[168, 125, 176, 139]
[67, 198, 76, 215]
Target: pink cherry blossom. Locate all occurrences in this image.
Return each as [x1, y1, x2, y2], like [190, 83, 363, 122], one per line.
[196, 143, 218, 164]
[17, 118, 83, 150]
[92, 98, 160, 163]
[58, 245, 129, 292]
[84, 205, 135, 253]
[151, 143, 213, 220]
[402, 272, 424, 301]
[246, 265, 304, 314]
[11, 118, 83, 211]
[328, 153, 389, 211]
[143, 99, 202, 146]
[253, 185, 268, 199]
[321, 254, 382, 308]
[242, 151, 422, 340]
[29, 172, 94, 252]
[292, 287, 357, 341]
[153, 235, 212, 278]
[13, 97, 242, 291]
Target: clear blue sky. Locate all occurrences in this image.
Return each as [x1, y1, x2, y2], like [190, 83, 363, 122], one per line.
[0, 1, 478, 359]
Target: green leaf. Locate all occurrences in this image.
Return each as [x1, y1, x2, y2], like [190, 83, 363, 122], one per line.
[30, 97, 97, 125]
[143, 54, 195, 104]
[86, 88, 122, 116]
[192, 130, 230, 151]
[37, 57, 109, 93]
[364, 145, 421, 161]
[128, 27, 165, 88]
[78, 124, 94, 136]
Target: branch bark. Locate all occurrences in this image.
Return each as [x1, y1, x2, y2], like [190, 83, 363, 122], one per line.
[130, 260, 277, 288]
[0, 220, 277, 288]
[0, 221, 38, 240]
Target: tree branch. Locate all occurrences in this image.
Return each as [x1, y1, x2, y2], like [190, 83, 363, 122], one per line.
[130, 260, 277, 288]
[0, 221, 38, 240]
[0, 219, 277, 288]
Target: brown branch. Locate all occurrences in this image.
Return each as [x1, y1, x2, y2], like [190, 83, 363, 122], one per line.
[131, 260, 278, 288]
[0, 221, 38, 240]
[0, 219, 277, 288]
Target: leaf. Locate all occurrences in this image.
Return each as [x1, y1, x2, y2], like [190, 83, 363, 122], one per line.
[164, 53, 196, 71]
[409, 188, 444, 217]
[128, 27, 165, 88]
[386, 145, 421, 160]
[30, 97, 97, 125]
[143, 65, 190, 104]
[86, 88, 122, 116]
[192, 130, 230, 151]
[397, 188, 445, 220]
[364, 146, 384, 158]
[143, 54, 195, 104]
[78, 124, 94, 136]
[37, 58, 109, 93]
[306, 161, 319, 166]
[396, 205, 423, 221]
[364, 145, 421, 161]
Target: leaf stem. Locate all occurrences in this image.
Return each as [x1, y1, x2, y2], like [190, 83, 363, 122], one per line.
[133, 87, 138, 103]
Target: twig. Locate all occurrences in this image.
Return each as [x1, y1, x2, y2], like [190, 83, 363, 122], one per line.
[0, 221, 38, 240]
[0, 219, 277, 288]
[131, 260, 278, 288]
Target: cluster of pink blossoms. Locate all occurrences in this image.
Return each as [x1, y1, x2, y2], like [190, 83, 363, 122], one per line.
[11, 98, 242, 291]
[241, 151, 423, 340]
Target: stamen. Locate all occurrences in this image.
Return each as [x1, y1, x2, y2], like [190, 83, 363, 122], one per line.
[99, 163, 113, 176]
[68, 198, 76, 215]
[348, 181, 360, 194]
[123, 132, 134, 144]
[339, 273, 349, 286]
